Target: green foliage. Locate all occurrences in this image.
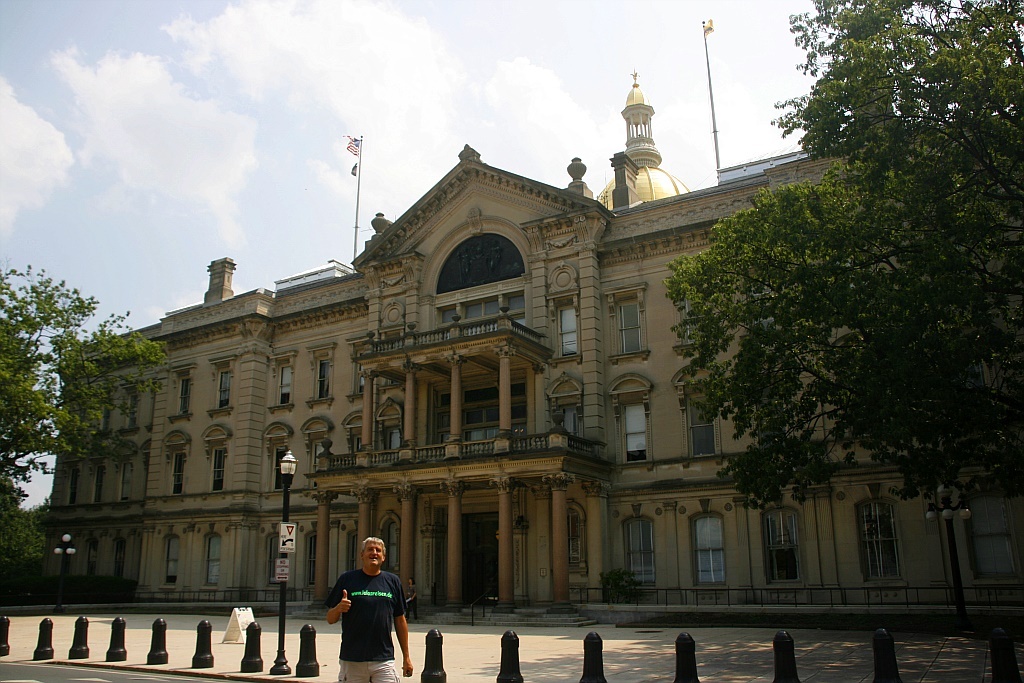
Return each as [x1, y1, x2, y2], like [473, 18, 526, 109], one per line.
[0, 267, 165, 481]
[0, 477, 46, 576]
[600, 568, 641, 604]
[665, 0, 1023, 506]
[0, 574, 137, 607]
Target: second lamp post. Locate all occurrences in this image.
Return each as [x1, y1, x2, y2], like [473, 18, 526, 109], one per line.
[925, 486, 974, 631]
[270, 450, 298, 675]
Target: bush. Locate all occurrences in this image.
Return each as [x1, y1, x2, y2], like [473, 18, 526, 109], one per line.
[0, 574, 137, 606]
[600, 568, 641, 604]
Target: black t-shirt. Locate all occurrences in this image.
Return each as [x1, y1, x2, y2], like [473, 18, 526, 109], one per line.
[325, 569, 405, 661]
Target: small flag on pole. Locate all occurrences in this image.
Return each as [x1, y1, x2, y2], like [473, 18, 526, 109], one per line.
[351, 163, 358, 176]
[346, 136, 361, 156]
[703, 19, 714, 37]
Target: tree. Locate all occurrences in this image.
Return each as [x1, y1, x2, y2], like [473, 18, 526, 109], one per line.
[665, 0, 1023, 507]
[0, 477, 47, 576]
[0, 267, 165, 484]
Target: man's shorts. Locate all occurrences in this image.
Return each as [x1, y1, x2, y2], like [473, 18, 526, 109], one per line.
[339, 659, 399, 683]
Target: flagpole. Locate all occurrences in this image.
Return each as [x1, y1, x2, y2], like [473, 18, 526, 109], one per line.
[702, 20, 722, 173]
[352, 136, 363, 263]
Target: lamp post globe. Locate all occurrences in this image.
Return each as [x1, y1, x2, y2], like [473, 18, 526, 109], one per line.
[270, 450, 297, 675]
[53, 534, 76, 613]
[925, 487, 974, 632]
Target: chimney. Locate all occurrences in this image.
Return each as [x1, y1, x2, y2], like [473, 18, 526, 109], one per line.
[205, 257, 236, 304]
[610, 152, 639, 209]
[566, 158, 593, 198]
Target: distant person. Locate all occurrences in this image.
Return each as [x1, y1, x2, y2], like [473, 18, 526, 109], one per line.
[326, 537, 413, 682]
[403, 577, 418, 620]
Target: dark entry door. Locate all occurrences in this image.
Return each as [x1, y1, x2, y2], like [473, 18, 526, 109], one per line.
[463, 513, 498, 604]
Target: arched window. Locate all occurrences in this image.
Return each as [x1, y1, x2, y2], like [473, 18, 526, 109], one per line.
[113, 539, 127, 578]
[693, 516, 725, 583]
[437, 233, 525, 294]
[763, 509, 800, 581]
[624, 518, 654, 584]
[165, 537, 179, 584]
[383, 520, 400, 572]
[859, 501, 901, 579]
[206, 535, 221, 584]
[969, 495, 1015, 576]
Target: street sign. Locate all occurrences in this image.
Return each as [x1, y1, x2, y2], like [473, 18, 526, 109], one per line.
[275, 557, 290, 582]
[279, 522, 296, 553]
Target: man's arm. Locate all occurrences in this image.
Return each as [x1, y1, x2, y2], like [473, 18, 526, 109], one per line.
[394, 614, 413, 677]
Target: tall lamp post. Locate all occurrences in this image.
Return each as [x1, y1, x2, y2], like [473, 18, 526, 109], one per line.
[925, 487, 974, 631]
[53, 533, 76, 613]
[270, 450, 298, 675]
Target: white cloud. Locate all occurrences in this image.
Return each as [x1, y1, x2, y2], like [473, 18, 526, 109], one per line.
[51, 49, 258, 246]
[0, 77, 74, 235]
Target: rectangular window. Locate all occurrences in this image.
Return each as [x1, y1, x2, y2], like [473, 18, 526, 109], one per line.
[268, 536, 280, 584]
[279, 365, 293, 405]
[165, 537, 179, 584]
[126, 393, 138, 428]
[93, 464, 105, 502]
[206, 535, 221, 584]
[212, 447, 226, 491]
[178, 377, 191, 414]
[386, 428, 402, 449]
[568, 508, 583, 565]
[119, 462, 132, 501]
[113, 539, 126, 578]
[626, 519, 655, 583]
[68, 468, 79, 505]
[619, 302, 642, 353]
[562, 404, 579, 435]
[274, 446, 287, 490]
[624, 403, 647, 461]
[316, 359, 330, 399]
[218, 370, 232, 408]
[860, 502, 900, 578]
[86, 539, 98, 575]
[688, 401, 715, 456]
[306, 534, 317, 586]
[764, 510, 800, 581]
[172, 453, 185, 495]
[560, 307, 578, 356]
[694, 516, 725, 583]
[970, 496, 1015, 575]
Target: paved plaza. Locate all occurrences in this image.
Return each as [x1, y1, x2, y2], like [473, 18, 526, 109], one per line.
[0, 612, 1011, 682]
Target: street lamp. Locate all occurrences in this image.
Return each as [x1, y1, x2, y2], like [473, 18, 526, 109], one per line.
[53, 533, 76, 613]
[270, 450, 298, 675]
[925, 486, 974, 631]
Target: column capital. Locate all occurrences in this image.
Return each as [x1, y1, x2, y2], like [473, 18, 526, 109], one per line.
[352, 484, 378, 504]
[311, 490, 339, 505]
[440, 478, 467, 498]
[402, 358, 420, 373]
[490, 475, 516, 493]
[542, 472, 575, 491]
[530, 484, 552, 500]
[581, 480, 609, 497]
[497, 344, 517, 359]
[393, 482, 417, 501]
[447, 354, 464, 367]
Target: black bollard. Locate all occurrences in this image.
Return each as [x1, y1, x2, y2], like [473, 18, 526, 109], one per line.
[772, 630, 800, 683]
[192, 619, 214, 669]
[674, 632, 699, 683]
[69, 616, 89, 659]
[497, 630, 524, 683]
[421, 629, 446, 683]
[33, 618, 54, 661]
[147, 618, 168, 665]
[296, 624, 320, 677]
[871, 628, 902, 683]
[990, 628, 1023, 683]
[580, 631, 606, 683]
[240, 621, 263, 673]
[0, 615, 9, 656]
[106, 617, 127, 662]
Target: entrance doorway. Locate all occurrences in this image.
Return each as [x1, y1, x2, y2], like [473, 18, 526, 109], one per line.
[463, 512, 498, 604]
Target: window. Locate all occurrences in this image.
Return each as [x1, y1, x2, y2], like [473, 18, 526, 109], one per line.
[206, 535, 221, 584]
[559, 307, 578, 356]
[211, 447, 226, 491]
[970, 496, 1015, 576]
[218, 370, 232, 408]
[694, 516, 725, 583]
[101, 408, 111, 432]
[384, 520, 399, 571]
[316, 359, 330, 399]
[687, 400, 715, 456]
[625, 518, 654, 583]
[465, 297, 500, 319]
[178, 376, 191, 414]
[93, 464, 105, 503]
[113, 539, 126, 578]
[279, 365, 293, 405]
[562, 404, 580, 435]
[268, 536, 280, 584]
[764, 510, 800, 581]
[165, 537, 179, 584]
[619, 302, 642, 353]
[568, 507, 584, 565]
[119, 462, 132, 501]
[859, 502, 901, 579]
[624, 404, 647, 461]
[306, 534, 317, 586]
[386, 428, 402, 449]
[172, 452, 185, 495]
[438, 383, 527, 442]
[273, 446, 288, 490]
[68, 467, 79, 504]
[86, 539, 98, 575]
[126, 393, 138, 428]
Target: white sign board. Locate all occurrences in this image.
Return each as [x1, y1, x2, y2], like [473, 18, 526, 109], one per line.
[279, 522, 297, 554]
[275, 557, 290, 582]
[222, 607, 255, 644]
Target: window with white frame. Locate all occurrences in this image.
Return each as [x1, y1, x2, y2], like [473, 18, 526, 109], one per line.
[171, 452, 186, 495]
[306, 534, 317, 585]
[206, 535, 221, 584]
[279, 365, 293, 405]
[624, 404, 647, 461]
[969, 495, 1015, 576]
[859, 501, 901, 579]
[119, 461, 132, 501]
[559, 306, 578, 356]
[165, 537, 179, 583]
[764, 509, 800, 581]
[694, 516, 725, 583]
[217, 370, 232, 408]
[611, 376, 652, 463]
[93, 464, 105, 502]
[211, 447, 226, 492]
[315, 359, 331, 399]
[178, 376, 192, 414]
[619, 301, 642, 353]
[624, 518, 654, 583]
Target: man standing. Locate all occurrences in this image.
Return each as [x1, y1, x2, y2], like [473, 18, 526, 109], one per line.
[403, 577, 418, 621]
[326, 537, 413, 682]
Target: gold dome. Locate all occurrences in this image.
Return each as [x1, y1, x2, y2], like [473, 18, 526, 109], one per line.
[625, 82, 649, 108]
[596, 166, 690, 209]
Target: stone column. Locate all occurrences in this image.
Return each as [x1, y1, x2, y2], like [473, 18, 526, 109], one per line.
[313, 491, 338, 601]
[441, 479, 466, 606]
[492, 476, 516, 611]
[582, 481, 608, 593]
[353, 485, 377, 546]
[448, 356, 463, 441]
[543, 473, 575, 611]
[403, 362, 417, 445]
[532, 485, 552, 603]
[732, 497, 753, 588]
[498, 346, 514, 435]
[662, 501, 680, 588]
[394, 483, 417, 584]
[361, 371, 375, 450]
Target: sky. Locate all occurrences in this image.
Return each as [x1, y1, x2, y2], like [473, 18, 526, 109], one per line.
[1, 0, 818, 507]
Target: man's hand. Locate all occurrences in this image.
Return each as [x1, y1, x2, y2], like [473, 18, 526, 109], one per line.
[339, 589, 351, 613]
[402, 653, 413, 677]
[326, 589, 350, 624]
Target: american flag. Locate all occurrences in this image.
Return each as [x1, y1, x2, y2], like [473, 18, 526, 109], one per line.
[346, 136, 361, 156]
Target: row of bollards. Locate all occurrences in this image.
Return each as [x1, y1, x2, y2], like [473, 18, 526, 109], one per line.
[18, 616, 320, 676]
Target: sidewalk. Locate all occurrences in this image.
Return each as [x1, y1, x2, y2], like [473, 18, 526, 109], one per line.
[0, 612, 1003, 682]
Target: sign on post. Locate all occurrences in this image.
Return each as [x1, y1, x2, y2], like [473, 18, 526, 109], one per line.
[275, 557, 290, 582]
[279, 522, 296, 553]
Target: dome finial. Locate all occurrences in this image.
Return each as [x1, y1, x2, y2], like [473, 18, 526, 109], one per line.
[631, 70, 640, 87]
